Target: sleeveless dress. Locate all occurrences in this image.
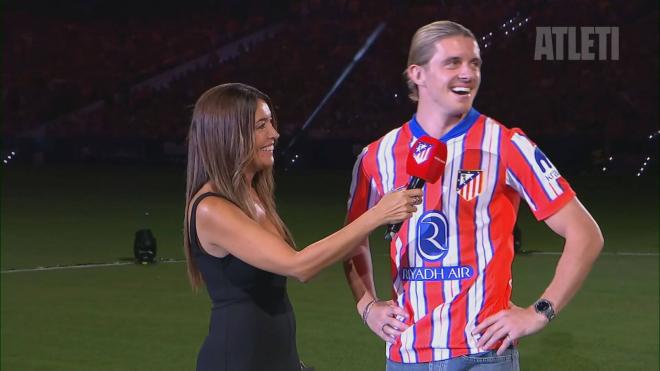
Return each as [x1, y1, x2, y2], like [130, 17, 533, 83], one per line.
[190, 192, 301, 371]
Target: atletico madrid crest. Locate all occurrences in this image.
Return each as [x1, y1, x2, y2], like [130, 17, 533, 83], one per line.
[412, 141, 432, 164]
[456, 170, 484, 201]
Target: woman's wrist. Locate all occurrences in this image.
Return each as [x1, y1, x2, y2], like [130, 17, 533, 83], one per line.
[363, 207, 385, 229]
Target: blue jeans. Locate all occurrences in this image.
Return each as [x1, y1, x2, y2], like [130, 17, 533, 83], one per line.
[385, 348, 519, 371]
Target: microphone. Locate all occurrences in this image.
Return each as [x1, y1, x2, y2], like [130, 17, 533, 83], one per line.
[384, 136, 447, 241]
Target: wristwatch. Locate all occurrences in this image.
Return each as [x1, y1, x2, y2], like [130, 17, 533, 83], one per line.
[534, 298, 556, 322]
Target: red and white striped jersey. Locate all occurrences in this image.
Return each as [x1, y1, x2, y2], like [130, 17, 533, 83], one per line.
[346, 109, 575, 363]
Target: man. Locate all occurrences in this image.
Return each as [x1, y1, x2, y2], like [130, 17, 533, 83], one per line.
[343, 21, 603, 370]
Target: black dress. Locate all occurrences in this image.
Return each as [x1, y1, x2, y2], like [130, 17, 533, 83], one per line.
[190, 192, 301, 371]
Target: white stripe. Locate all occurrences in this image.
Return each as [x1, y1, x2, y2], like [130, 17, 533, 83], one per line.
[0, 259, 182, 273]
[431, 304, 451, 360]
[447, 137, 463, 317]
[377, 129, 400, 193]
[505, 169, 537, 212]
[368, 178, 380, 208]
[394, 236, 404, 299]
[510, 133, 563, 199]
[347, 147, 369, 210]
[444, 138, 461, 345]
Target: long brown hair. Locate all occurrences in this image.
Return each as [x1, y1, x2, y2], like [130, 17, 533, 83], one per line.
[184, 83, 295, 289]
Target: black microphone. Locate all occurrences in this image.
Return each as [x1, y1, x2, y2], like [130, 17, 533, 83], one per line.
[384, 136, 447, 241]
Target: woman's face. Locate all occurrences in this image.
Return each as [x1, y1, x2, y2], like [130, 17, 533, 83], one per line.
[248, 99, 279, 173]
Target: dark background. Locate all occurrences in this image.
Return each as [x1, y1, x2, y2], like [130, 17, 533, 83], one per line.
[3, 0, 658, 177]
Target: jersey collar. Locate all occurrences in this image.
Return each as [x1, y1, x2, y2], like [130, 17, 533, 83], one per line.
[408, 108, 481, 142]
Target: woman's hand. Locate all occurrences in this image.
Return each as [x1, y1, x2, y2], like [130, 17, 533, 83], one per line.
[371, 188, 423, 225]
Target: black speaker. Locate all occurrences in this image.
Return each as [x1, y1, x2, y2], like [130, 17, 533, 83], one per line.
[134, 229, 157, 264]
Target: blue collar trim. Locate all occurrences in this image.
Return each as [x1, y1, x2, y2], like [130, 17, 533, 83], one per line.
[409, 108, 481, 142]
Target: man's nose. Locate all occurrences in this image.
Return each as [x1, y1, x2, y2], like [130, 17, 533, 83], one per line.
[458, 63, 476, 80]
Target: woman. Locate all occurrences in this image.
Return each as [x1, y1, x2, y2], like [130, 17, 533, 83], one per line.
[184, 83, 421, 371]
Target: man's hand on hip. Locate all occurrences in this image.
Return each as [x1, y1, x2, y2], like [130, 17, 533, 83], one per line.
[365, 300, 410, 343]
[472, 302, 548, 355]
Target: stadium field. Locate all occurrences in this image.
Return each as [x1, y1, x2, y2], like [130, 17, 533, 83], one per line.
[2, 164, 658, 370]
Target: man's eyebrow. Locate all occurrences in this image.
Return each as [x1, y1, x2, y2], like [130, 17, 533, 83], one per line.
[443, 56, 462, 62]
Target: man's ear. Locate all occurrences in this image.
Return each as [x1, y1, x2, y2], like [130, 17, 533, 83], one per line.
[407, 64, 425, 87]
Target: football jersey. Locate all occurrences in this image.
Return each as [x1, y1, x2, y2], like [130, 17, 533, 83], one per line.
[346, 108, 575, 363]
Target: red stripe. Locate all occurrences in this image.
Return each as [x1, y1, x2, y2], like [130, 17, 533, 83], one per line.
[346, 158, 370, 223]
[365, 141, 384, 196]
[474, 122, 512, 350]
[392, 213, 410, 362]
[448, 116, 484, 354]
[388, 127, 411, 362]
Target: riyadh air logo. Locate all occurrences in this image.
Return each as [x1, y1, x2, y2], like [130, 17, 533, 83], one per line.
[456, 170, 484, 201]
[534, 148, 561, 182]
[416, 211, 449, 261]
[413, 142, 432, 164]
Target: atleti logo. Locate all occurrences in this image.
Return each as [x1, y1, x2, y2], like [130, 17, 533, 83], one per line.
[416, 211, 449, 261]
[534, 148, 561, 182]
[412, 142, 432, 164]
[456, 170, 484, 201]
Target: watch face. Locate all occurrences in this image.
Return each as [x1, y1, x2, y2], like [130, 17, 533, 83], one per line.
[536, 300, 550, 311]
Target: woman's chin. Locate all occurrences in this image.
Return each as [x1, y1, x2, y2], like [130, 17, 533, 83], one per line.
[257, 158, 275, 170]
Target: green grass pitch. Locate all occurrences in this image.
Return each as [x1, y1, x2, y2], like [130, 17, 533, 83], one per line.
[1, 164, 658, 370]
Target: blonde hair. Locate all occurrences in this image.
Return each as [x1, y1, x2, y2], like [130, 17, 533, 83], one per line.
[184, 83, 295, 289]
[404, 21, 476, 101]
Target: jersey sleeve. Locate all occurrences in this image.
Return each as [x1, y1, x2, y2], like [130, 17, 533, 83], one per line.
[502, 128, 575, 220]
[346, 147, 380, 223]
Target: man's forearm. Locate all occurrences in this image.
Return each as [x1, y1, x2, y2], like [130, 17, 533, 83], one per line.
[540, 226, 603, 313]
[540, 198, 604, 313]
